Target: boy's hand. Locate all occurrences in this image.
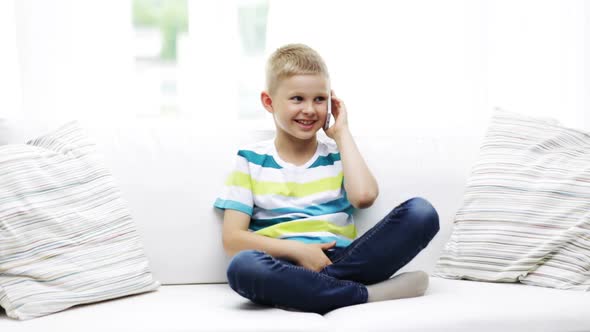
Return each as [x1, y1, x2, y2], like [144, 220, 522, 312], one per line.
[322, 89, 379, 209]
[324, 90, 349, 140]
[289, 241, 336, 272]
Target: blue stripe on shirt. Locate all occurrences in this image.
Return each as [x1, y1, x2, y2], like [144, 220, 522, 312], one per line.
[308, 153, 341, 168]
[283, 235, 352, 247]
[214, 198, 253, 216]
[249, 216, 295, 231]
[238, 150, 282, 169]
[265, 197, 355, 217]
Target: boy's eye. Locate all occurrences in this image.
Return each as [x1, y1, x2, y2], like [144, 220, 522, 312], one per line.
[291, 96, 303, 102]
[314, 97, 326, 102]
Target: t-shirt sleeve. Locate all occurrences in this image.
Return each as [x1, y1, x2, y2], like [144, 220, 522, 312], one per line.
[213, 151, 254, 216]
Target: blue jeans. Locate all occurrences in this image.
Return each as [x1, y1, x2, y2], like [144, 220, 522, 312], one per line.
[226, 197, 440, 314]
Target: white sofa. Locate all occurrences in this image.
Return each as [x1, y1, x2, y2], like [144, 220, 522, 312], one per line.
[1, 119, 589, 332]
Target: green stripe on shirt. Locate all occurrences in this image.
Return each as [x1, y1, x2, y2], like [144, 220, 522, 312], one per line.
[255, 219, 356, 239]
[226, 171, 343, 197]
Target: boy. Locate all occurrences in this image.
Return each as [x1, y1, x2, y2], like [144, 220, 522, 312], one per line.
[214, 44, 439, 313]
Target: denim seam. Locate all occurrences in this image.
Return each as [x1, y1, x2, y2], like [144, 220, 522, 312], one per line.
[272, 257, 367, 308]
[331, 205, 410, 266]
[251, 252, 357, 290]
[240, 250, 270, 302]
[282, 260, 363, 290]
[358, 284, 369, 303]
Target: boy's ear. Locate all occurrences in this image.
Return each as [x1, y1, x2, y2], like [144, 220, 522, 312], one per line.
[260, 91, 274, 114]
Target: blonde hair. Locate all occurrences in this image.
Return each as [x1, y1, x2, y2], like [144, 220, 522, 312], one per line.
[265, 44, 330, 95]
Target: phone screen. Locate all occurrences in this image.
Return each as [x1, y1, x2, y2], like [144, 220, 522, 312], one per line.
[324, 94, 332, 130]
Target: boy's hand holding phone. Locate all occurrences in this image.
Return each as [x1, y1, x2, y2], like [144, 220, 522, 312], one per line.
[323, 91, 349, 140]
[323, 92, 332, 130]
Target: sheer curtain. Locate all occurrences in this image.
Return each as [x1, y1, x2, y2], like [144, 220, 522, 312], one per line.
[265, 0, 489, 134]
[0, 0, 23, 143]
[265, 0, 588, 134]
[179, 1, 241, 129]
[0, 1, 21, 119]
[14, 0, 135, 135]
[4, 0, 588, 137]
[486, 0, 588, 130]
[0, 0, 21, 119]
[180, 0, 487, 133]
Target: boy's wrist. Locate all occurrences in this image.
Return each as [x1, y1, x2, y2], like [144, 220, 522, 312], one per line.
[332, 126, 352, 145]
[277, 240, 304, 260]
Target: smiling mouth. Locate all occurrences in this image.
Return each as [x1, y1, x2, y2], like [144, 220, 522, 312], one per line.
[295, 120, 316, 125]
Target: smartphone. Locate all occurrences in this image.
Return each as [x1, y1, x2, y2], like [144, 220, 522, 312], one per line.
[324, 93, 332, 130]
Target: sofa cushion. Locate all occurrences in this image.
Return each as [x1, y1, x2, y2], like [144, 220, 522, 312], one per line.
[2, 279, 589, 332]
[434, 110, 590, 290]
[0, 123, 160, 320]
[324, 277, 590, 332]
[0, 284, 329, 332]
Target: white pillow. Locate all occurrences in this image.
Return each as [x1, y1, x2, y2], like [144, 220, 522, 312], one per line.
[0, 122, 160, 320]
[434, 110, 590, 290]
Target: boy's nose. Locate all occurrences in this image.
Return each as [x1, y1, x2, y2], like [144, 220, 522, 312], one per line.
[302, 102, 316, 114]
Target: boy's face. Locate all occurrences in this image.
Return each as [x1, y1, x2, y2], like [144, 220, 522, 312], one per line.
[265, 74, 330, 141]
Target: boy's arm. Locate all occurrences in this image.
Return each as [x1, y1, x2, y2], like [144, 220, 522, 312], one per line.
[334, 129, 379, 208]
[222, 209, 297, 257]
[327, 94, 379, 209]
[222, 209, 335, 271]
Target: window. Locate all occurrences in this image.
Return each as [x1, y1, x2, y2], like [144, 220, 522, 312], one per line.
[132, 0, 188, 116]
[236, 0, 269, 120]
[131, 0, 269, 122]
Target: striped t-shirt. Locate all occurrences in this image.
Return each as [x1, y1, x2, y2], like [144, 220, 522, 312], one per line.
[214, 139, 356, 247]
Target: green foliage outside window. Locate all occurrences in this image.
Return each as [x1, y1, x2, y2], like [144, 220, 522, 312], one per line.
[133, 0, 188, 61]
[238, 1, 269, 55]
